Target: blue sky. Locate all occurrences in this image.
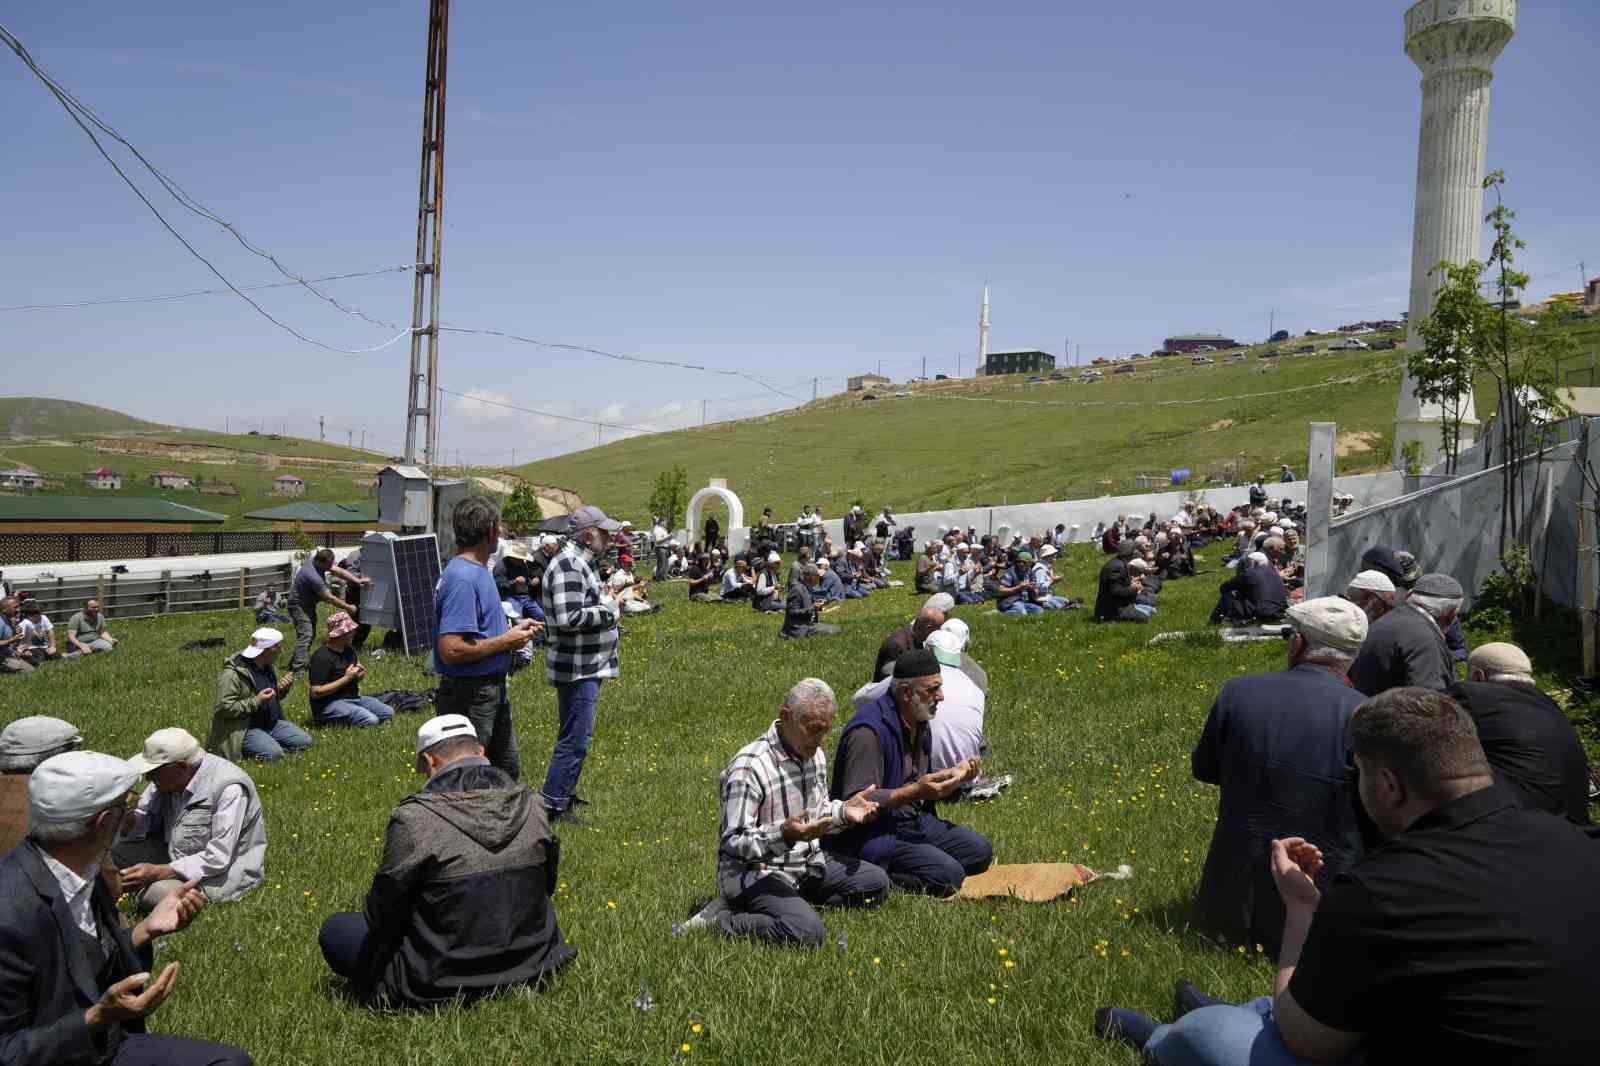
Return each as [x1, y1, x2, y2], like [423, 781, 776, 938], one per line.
[3, 2, 1595, 463]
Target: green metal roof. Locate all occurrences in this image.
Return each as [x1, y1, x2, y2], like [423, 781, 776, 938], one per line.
[0, 496, 227, 523]
[243, 500, 382, 523]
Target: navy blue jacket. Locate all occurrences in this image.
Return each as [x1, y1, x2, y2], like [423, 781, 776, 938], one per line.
[0, 842, 152, 1066]
[1348, 603, 1455, 696]
[1191, 663, 1366, 954]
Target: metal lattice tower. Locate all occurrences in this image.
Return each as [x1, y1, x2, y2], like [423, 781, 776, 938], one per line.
[404, 0, 449, 471]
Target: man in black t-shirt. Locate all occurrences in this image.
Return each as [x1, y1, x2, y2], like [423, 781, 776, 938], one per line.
[1096, 687, 1600, 1065]
[306, 612, 395, 728]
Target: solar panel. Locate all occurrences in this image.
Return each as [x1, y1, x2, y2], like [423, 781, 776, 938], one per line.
[358, 532, 440, 658]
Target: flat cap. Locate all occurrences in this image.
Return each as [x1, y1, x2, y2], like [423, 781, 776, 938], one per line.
[1467, 642, 1532, 676]
[1285, 595, 1369, 653]
[1411, 572, 1463, 598]
[28, 751, 140, 826]
[1346, 570, 1395, 594]
[0, 716, 82, 758]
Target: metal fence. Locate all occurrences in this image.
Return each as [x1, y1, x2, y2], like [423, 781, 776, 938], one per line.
[0, 530, 365, 566]
[11, 563, 295, 621]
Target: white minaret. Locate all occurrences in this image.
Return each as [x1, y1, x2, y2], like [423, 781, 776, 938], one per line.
[1394, 0, 1516, 469]
[977, 283, 989, 377]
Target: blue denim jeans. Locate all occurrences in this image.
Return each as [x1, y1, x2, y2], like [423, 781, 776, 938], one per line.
[886, 812, 993, 897]
[316, 695, 396, 727]
[242, 719, 313, 760]
[542, 678, 602, 812]
[999, 601, 1043, 615]
[1146, 997, 1364, 1066]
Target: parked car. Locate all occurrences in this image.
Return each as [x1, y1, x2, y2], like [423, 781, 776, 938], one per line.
[1259, 349, 1283, 359]
[1195, 344, 1216, 352]
[1225, 353, 1245, 363]
[1370, 339, 1398, 350]
[1113, 363, 1136, 374]
[1270, 329, 1290, 342]
[894, 390, 912, 397]
[861, 392, 878, 401]
[935, 373, 950, 380]
[1049, 371, 1067, 380]
[1191, 355, 1214, 365]
[1079, 370, 1103, 381]
[1328, 338, 1370, 351]
[1293, 344, 1316, 354]
[1026, 375, 1044, 383]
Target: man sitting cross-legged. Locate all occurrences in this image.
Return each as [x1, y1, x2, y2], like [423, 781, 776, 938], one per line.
[319, 714, 575, 1008]
[306, 611, 395, 728]
[1096, 687, 1600, 1064]
[823, 649, 992, 896]
[114, 728, 267, 912]
[683, 678, 889, 945]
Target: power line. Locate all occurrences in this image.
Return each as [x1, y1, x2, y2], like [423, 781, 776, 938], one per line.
[0, 22, 413, 353]
[0, 265, 415, 312]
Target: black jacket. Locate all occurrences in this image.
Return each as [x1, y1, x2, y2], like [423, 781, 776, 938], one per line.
[1348, 604, 1454, 696]
[1217, 566, 1287, 620]
[1095, 558, 1137, 620]
[0, 842, 151, 1066]
[357, 759, 574, 1008]
[1451, 680, 1591, 825]
[782, 582, 819, 638]
[1191, 664, 1367, 954]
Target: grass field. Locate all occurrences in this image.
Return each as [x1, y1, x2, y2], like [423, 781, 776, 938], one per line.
[1, 546, 1590, 1065]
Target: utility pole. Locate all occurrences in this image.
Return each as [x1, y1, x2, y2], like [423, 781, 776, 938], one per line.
[348, 430, 353, 447]
[877, 358, 883, 377]
[319, 415, 325, 441]
[702, 399, 708, 427]
[596, 424, 602, 448]
[360, 430, 365, 451]
[921, 356, 927, 379]
[403, 0, 449, 488]
[1582, 261, 1590, 296]
[812, 378, 818, 403]
[1076, 344, 1082, 365]
[1268, 308, 1275, 340]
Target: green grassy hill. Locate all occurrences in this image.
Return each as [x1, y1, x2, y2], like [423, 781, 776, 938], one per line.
[0, 396, 170, 437]
[514, 335, 1428, 520]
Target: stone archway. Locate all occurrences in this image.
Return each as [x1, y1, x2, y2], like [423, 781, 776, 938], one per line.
[684, 479, 746, 553]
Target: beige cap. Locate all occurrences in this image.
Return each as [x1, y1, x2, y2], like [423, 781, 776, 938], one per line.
[1467, 642, 1532, 676]
[1285, 595, 1368, 653]
[29, 751, 141, 825]
[127, 727, 203, 774]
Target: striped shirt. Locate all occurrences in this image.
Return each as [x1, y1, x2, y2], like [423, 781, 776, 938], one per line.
[717, 722, 844, 896]
[540, 540, 620, 684]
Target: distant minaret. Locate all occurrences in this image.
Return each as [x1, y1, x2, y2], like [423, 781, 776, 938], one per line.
[977, 283, 989, 377]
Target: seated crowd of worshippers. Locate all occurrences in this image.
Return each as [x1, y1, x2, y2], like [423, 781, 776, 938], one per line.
[907, 529, 1079, 616]
[1089, 577, 1600, 1065]
[1, 594, 119, 674]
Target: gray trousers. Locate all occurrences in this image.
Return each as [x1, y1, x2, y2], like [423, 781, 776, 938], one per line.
[718, 856, 889, 947]
[654, 546, 670, 581]
[0, 656, 32, 674]
[287, 602, 316, 670]
[110, 837, 185, 912]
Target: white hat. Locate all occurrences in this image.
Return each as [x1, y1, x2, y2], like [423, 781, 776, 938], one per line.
[240, 627, 284, 659]
[1247, 551, 1269, 566]
[414, 714, 478, 772]
[923, 592, 956, 614]
[619, 520, 633, 528]
[767, 551, 781, 564]
[126, 727, 202, 774]
[1286, 596, 1369, 653]
[1039, 544, 1058, 558]
[27, 751, 141, 827]
[1263, 511, 1277, 523]
[1268, 525, 1284, 536]
[852, 541, 865, 551]
[939, 617, 970, 651]
[1346, 570, 1395, 594]
[926, 629, 962, 667]
[0, 717, 82, 760]
[956, 542, 971, 553]
[541, 534, 560, 548]
[1128, 558, 1150, 572]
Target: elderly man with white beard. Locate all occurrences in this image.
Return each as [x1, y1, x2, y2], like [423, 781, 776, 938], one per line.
[823, 649, 991, 897]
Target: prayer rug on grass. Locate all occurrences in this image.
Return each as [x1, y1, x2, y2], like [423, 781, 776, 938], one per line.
[955, 862, 1133, 903]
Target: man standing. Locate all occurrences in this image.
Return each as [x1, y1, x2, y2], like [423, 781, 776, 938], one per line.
[539, 505, 622, 820]
[287, 548, 361, 671]
[114, 728, 267, 911]
[651, 515, 671, 581]
[435, 497, 543, 781]
[207, 628, 311, 762]
[65, 599, 117, 656]
[307, 612, 396, 728]
[1451, 642, 1590, 824]
[703, 511, 720, 553]
[824, 649, 991, 896]
[796, 505, 820, 555]
[1249, 474, 1269, 508]
[318, 715, 574, 1009]
[0, 750, 252, 1065]
[1191, 598, 1369, 955]
[1348, 572, 1460, 696]
[684, 679, 888, 945]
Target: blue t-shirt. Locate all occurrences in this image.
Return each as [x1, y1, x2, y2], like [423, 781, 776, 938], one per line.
[292, 560, 327, 611]
[434, 555, 510, 677]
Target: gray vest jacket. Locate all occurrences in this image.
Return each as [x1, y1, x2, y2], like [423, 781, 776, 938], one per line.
[150, 754, 267, 902]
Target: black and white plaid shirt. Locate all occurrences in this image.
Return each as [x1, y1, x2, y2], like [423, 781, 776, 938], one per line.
[717, 721, 844, 896]
[540, 540, 619, 684]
